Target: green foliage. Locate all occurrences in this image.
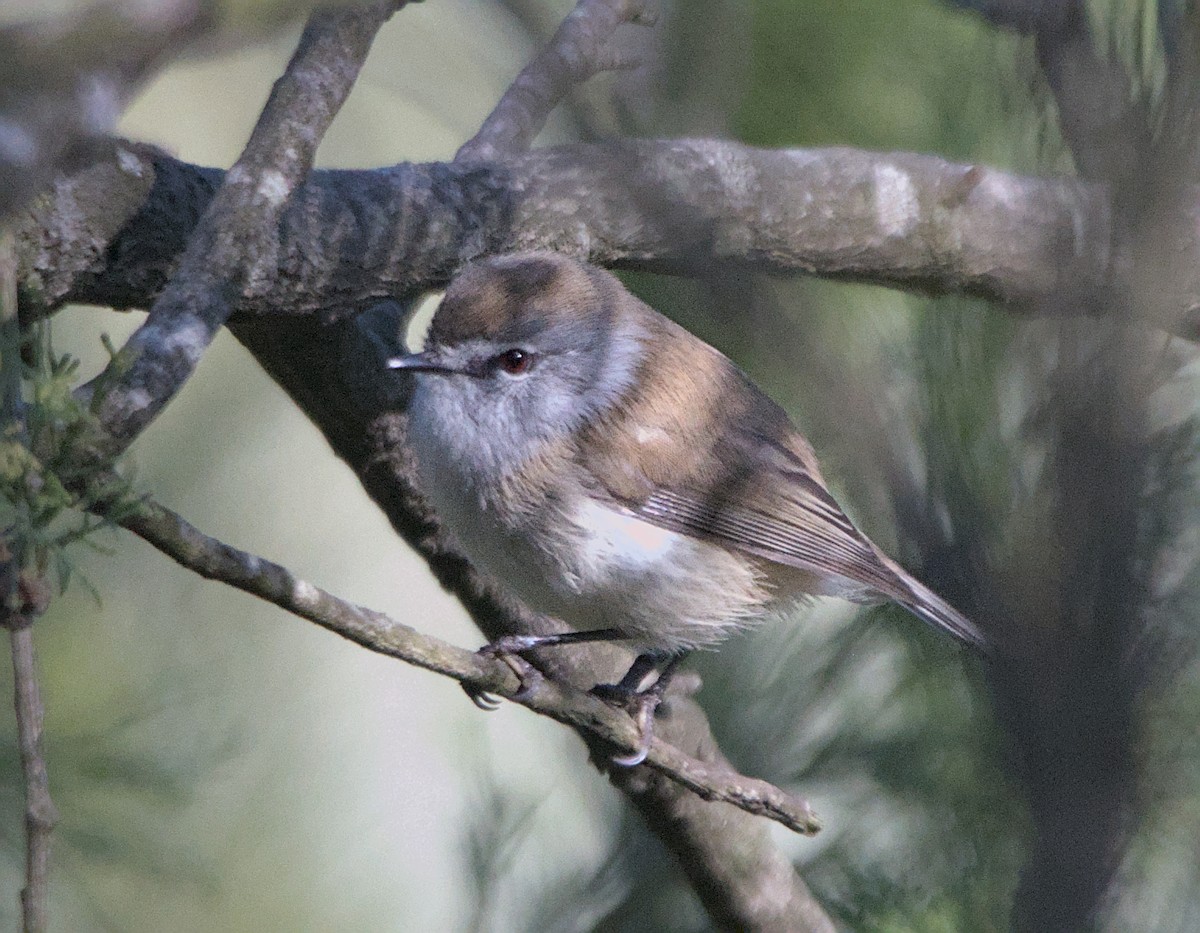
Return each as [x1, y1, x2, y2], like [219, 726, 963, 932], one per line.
[0, 322, 145, 599]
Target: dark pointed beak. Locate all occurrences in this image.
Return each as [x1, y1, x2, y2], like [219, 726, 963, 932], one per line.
[387, 351, 457, 375]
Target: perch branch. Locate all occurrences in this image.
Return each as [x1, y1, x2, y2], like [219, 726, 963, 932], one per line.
[456, 0, 654, 161]
[114, 494, 821, 836]
[77, 1, 406, 454]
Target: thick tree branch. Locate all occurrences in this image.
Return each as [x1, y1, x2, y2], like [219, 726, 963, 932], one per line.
[78, 2, 406, 455]
[113, 494, 821, 837]
[19, 141, 1152, 324]
[456, 0, 654, 161]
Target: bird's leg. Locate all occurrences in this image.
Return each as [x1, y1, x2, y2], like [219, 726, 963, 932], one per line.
[591, 653, 686, 767]
[462, 628, 628, 710]
[465, 631, 690, 769]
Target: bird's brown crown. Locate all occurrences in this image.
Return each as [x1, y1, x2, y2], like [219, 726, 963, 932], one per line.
[428, 252, 615, 348]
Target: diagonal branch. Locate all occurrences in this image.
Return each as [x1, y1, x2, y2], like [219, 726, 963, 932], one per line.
[113, 493, 821, 837]
[456, 0, 655, 162]
[78, 1, 407, 455]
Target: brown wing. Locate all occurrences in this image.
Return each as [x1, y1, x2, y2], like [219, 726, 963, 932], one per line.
[630, 429, 907, 597]
[578, 330, 983, 649]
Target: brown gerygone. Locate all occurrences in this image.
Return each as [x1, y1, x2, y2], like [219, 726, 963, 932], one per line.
[390, 252, 982, 762]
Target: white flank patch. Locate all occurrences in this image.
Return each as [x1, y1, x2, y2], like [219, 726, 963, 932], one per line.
[634, 425, 669, 446]
[574, 498, 678, 572]
[873, 163, 919, 237]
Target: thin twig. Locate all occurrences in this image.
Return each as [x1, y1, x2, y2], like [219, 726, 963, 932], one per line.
[113, 495, 821, 836]
[78, 1, 408, 454]
[456, 0, 655, 161]
[0, 230, 57, 933]
[8, 621, 56, 933]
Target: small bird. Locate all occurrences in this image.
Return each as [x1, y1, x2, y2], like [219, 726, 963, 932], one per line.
[390, 252, 982, 763]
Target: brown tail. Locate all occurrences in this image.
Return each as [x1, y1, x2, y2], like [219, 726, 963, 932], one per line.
[893, 570, 986, 651]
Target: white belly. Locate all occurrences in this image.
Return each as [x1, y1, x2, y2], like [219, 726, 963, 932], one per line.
[419, 458, 768, 653]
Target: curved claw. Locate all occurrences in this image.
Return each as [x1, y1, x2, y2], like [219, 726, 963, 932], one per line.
[464, 642, 546, 711]
[594, 682, 663, 768]
[611, 736, 651, 768]
[462, 682, 503, 711]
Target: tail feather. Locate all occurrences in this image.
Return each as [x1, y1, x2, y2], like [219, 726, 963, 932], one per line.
[895, 572, 986, 652]
[863, 544, 986, 650]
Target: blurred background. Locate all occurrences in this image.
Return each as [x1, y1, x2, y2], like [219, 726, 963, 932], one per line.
[5, 0, 1199, 930]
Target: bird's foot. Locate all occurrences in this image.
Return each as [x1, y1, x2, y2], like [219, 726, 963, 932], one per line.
[462, 629, 627, 711]
[462, 636, 548, 710]
[591, 654, 685, 767]
[590, 681, 663, 767]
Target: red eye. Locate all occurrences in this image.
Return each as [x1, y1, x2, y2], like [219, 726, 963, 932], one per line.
[496, 348, 532, 375]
